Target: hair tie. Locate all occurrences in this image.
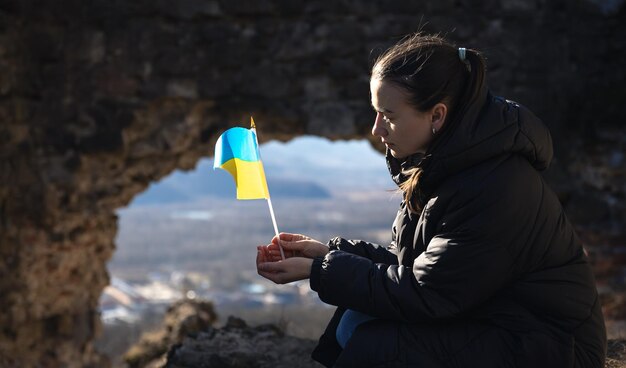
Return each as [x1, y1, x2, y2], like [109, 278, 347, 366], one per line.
[458, 47, 466, 62]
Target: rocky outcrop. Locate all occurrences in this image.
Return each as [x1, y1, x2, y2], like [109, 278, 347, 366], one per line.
[130, 301, 626, 368]
[124, 300, 218, 368]
[122, 299, 318, 368]
[168, 330, 626, 368]
[606, 340, 626, 368]
[165, 316, 318, 368]
[0, 0, 625, 366]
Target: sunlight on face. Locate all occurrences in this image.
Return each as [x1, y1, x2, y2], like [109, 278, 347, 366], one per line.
[370, 79, 434, 159]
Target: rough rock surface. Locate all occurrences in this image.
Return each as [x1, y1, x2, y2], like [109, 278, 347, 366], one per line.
[606, 340, 626, 368]
[0, 0, 625, 366]
[130, 301, 626, 368]
[122, 299, 319, 368]
[167, 332, 626, 368]
[124, 300, 218, 368]
[165, 317, 319, 368]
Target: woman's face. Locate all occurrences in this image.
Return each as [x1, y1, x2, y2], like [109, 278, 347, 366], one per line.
[370, 78, 437, 159]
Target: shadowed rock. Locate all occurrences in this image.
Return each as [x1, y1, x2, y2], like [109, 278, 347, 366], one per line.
[125, 300, 318, 368]
[606, 339, 626, 368]
[165, 317, 319, 368]
[124, 300, 218, 368]
[139, 300, 625, 368]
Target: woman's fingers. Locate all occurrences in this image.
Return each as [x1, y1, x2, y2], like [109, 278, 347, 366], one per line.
[257, 261, 283, 273]
[257, 261, 289, 284]
[280, 232, 306, 241]
[278, 239, 308, 251]
[256, 258, 313, 284]
[257, 270, 285, 284]
[267, 234, 327, 260]
[284, 239, 329, 258]
[257, 245, 284, 264]
[268, 239, 308, 258]
[265, 242, 290, 260]
[257, 248, 282, 280]
[256, 246, 268, 265]
[273, 232, 310, 243]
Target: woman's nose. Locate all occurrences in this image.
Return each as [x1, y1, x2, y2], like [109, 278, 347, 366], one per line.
[371, 113, 388, 138]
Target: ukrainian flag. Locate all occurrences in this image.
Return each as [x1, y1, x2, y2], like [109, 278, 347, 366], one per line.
[213, 124, 270, 200]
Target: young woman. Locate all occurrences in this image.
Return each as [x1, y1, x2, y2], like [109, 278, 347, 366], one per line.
[256, 33, 607, 367]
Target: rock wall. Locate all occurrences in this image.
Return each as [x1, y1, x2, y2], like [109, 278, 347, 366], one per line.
[123, 299, 319, 368]
[0, 0, 624, 366]
[135, 300, 626, 368]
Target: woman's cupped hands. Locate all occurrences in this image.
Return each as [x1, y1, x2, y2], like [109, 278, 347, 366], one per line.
[256, 232, 329, 284]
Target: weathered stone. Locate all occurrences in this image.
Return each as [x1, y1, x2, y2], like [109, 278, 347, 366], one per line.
[165, 324, 626, 368]
[501, 0, 538, 11]
[606, 339, 626, 368]
[307, 102, 356, 137]
[156, 0, 222, 20]
[165, 316, 319, 368]
[304, 76, 336, 100]
[124, 299, 218, 368]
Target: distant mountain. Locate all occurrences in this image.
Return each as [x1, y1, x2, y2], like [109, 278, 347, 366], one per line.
[131, 160, 331, 206]
[131, 137, 393, 206]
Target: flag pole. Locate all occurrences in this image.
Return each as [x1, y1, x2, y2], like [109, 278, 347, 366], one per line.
[251, 117, 285, 260]
[266, 196, 285, 260]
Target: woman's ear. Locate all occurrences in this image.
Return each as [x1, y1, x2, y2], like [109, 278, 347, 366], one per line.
[431, 103, 448, 132]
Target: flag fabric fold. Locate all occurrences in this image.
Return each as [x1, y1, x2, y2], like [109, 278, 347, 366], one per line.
[213, 126, 270, 200]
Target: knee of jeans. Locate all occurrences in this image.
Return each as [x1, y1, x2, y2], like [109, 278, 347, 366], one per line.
[336, 310, 375, 349]
[335, 319, 402, 367]
[335, 317, 351, 349]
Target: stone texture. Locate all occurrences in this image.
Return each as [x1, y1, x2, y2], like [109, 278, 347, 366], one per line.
[122, 299, 318, 368]
[119, 302, 626, 368]
[167, 328, 626, 368]
[606, 339, 626, 368]
[0, 0, 625, 366]
[165, 317, 319, 368]
[124, 300, 218, 368]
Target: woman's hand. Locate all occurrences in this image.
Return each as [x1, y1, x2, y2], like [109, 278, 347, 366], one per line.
[265, 232, 329, 261]
[256, 245, 313, 284]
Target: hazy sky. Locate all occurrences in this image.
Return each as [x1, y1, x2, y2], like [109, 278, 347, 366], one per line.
[261, 136, 386, 170]
[258, 136, 394, 190]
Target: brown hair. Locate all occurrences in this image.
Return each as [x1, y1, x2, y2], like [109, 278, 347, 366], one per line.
[372, 32, 487, 213]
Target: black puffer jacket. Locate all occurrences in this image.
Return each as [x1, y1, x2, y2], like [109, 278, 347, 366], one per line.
[309, 89, 607, 368]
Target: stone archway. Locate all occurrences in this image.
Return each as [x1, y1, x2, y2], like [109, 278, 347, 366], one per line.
[1, 1, 625, 366]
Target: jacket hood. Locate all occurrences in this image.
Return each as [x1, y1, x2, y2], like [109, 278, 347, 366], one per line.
[387, 87, 553, 196]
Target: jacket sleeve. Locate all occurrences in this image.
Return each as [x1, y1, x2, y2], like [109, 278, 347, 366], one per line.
[328, 237, 398, 265]
[310, 196, 516, 322]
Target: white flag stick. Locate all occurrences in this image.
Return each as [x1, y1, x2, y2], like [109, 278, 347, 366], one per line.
[266, 197, 285, 260]
[251, 117, 285, 260]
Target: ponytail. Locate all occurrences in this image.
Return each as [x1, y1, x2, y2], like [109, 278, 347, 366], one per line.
[453, 48, 487, 125]
[399, 167, 424, 213]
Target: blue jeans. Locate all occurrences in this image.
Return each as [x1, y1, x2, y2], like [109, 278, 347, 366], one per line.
[335, 309, 376, 348]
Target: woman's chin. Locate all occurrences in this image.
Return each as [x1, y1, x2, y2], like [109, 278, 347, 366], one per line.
[389, 148, 406, 159]
[389, 147, 424, 160]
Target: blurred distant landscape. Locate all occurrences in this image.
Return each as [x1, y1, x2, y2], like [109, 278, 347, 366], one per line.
[96, 137, 402, 363]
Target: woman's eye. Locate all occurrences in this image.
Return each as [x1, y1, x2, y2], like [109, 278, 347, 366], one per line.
[383, 115, 392, 123]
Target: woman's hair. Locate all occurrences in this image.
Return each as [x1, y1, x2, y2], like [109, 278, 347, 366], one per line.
[371, 32, 487, 213]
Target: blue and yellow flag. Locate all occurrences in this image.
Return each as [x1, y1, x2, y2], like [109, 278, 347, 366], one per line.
[213, 119, 270, 200]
